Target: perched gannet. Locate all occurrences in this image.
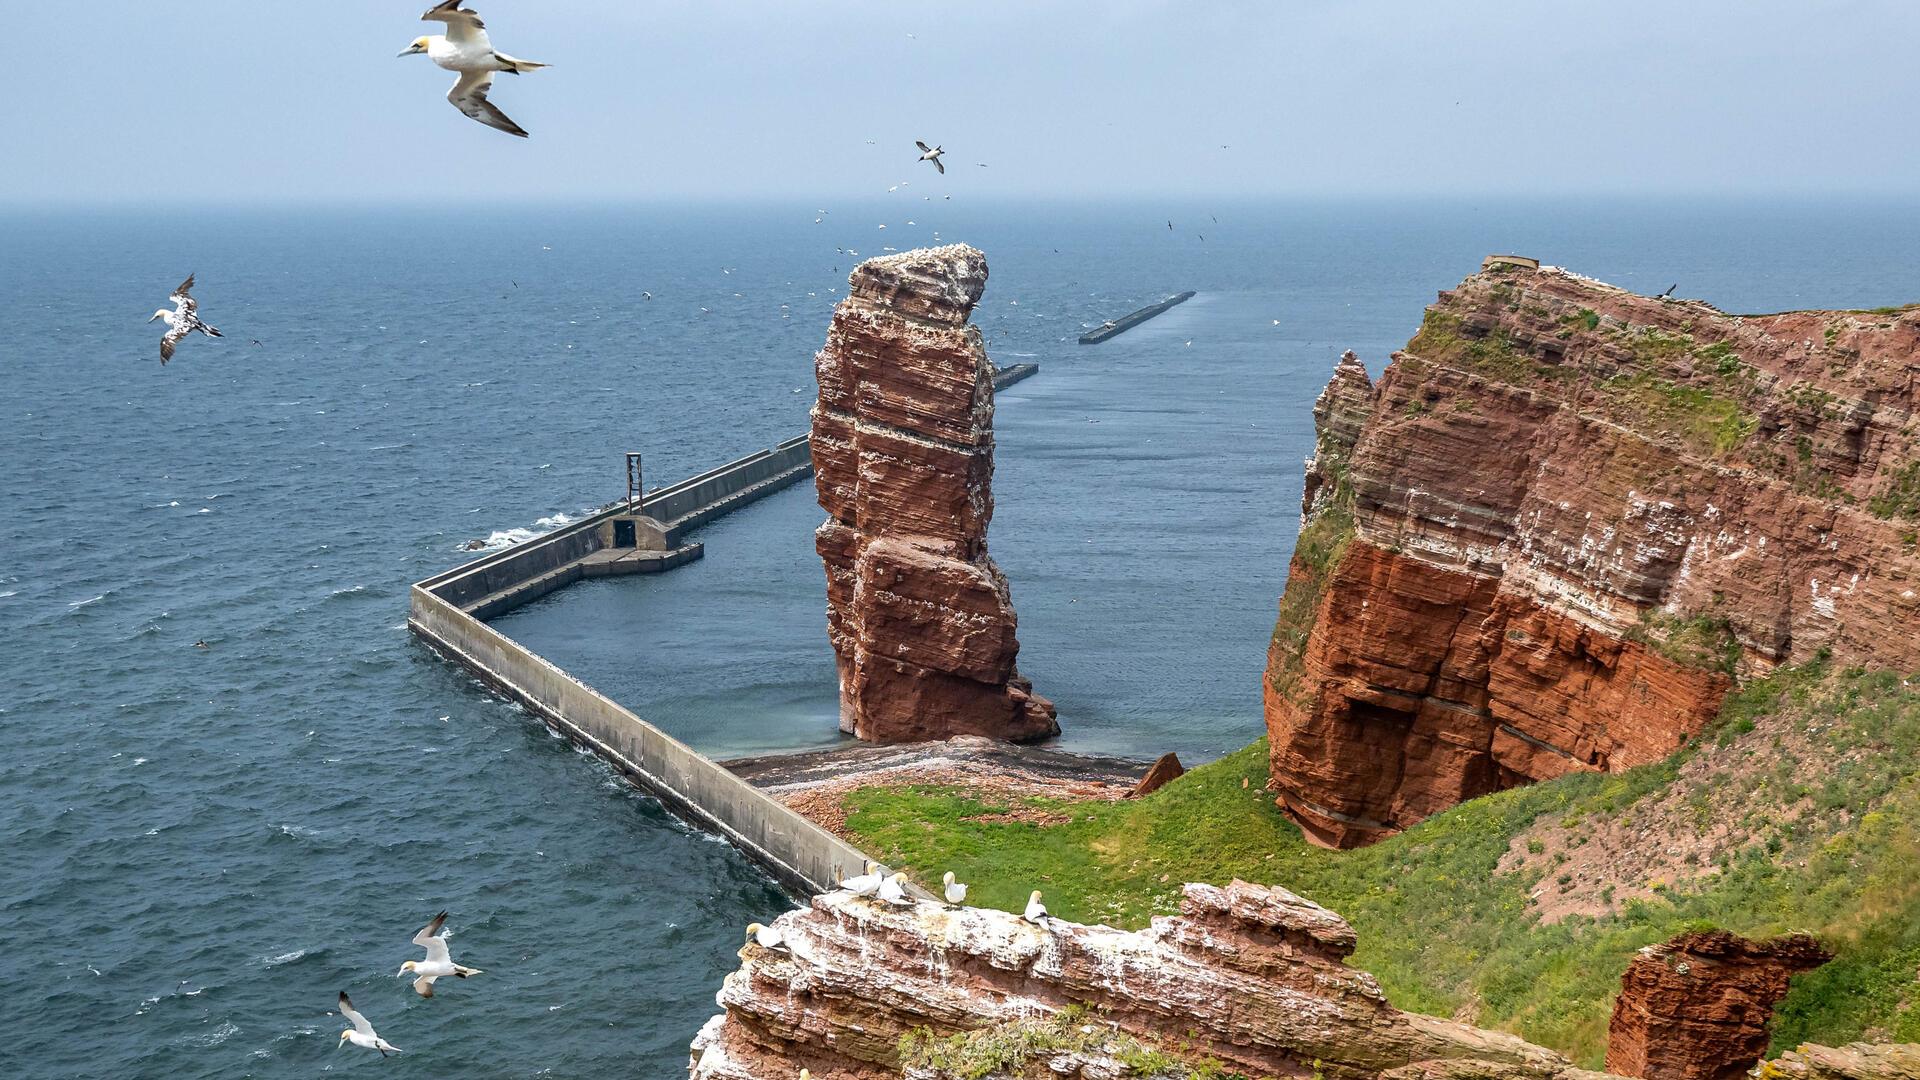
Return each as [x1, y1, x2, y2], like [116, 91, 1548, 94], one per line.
[1022, 890, 1048, 924]
[941, 871, 967, 907]
[744, 922, 787, 951]
[915, 141, 946, 174]
[876, 872, 910, 906]
[149, 274, 222, 365]
[838, 861, 883, 897]
[399, 2, 548, 138]
[336, 991, 402, 1056]
[396, 910, 483, 998]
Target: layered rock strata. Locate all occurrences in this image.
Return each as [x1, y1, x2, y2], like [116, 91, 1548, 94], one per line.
[1267, 265, 1920, 847]
[690, 879, 1626, 1080]
[1760, 1043, 1920, 1080]
[1605, 930, 1831, 1080]
[811, 245, 1057, 743]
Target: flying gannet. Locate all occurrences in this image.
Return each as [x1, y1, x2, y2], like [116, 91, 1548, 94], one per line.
[915, 141, 946, 174]
[744, 922, 787, 951]
[336, 991, 402, 1056]
[839, 861, 883, 897]
[876, 872, 910, 906]
[396, 910, 483, 998]
[1023, 890, 1048, 924]
[400, 2, 548, 138]
[941, 871, 967, 907]
[149, 274, 222, 365]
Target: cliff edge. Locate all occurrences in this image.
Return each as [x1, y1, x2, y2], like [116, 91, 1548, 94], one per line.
[1266, 263, 1920, 847]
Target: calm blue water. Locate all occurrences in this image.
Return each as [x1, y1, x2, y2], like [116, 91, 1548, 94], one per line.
[5, 199, 1920, 1077]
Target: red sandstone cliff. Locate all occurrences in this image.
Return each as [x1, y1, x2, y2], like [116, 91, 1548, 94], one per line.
[1606, 930, 1831, 1080]
[1266, 264, 1920, 847]
[812, 245, 1057, 743]
[691, 880, 1624, 1080]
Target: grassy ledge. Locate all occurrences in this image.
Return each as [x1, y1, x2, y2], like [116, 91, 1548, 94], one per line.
[841, 661, 1920, 1068]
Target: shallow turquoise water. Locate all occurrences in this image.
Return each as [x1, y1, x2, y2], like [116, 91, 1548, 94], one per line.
[6, 199, 1920, 1077]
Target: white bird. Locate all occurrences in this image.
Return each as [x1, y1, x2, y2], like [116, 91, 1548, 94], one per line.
[148, 274, 222, 365]
[915, 141, 946, 174]
[876, 872, 911, 906]
[839, 860, 883, 897]
[1023, 890, 1048, 924]
[336, 991, 402, 1056]
[396, 911, 483, 998]
[399, 2, 548, 138]
[744, 922, 787, 950]
[942, 871, 967, 907]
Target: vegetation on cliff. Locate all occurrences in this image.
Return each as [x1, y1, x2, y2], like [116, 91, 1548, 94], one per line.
[841, 661, 1920, 1069]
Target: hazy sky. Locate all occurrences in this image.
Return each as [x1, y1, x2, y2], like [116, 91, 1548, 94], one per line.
[11, 1, 1918, 205]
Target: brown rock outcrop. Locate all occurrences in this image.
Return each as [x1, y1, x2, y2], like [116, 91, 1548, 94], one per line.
[1606, 930, 1831, 1080]
[1760, 1042, 1920, 1080]
[811, 245, 1057, 743]
[1129, 751, 1185, 797]
[690, 879, 1626, 1080]
[1266, 263, 1920, 847]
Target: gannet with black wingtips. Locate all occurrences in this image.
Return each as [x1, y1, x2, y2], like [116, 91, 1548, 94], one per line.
[336, 991, 402, 1056]
[399, 2, 548, 137]
[1023, 890, 1048, 924]
[148, 274, 222, 365]
[876, 871, 911, 906]
[915, 141, 946, 174]
[396, 910, 483, 998]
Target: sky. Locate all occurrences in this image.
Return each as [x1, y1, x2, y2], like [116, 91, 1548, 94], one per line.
[9, 0, 1919, 205]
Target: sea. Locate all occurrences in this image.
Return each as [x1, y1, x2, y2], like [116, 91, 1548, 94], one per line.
[5, 198, 1919, 1078]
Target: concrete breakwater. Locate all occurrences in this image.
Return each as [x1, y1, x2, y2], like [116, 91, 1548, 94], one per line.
[408, 364, 1039, 894]
[1078, 291, 1196, 344]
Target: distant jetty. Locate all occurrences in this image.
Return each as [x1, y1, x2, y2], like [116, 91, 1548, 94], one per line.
[1078, 291, 1196, 345]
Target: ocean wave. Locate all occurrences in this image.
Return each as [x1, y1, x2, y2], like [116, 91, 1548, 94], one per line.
[183, 1021, 240, 1047]
[260, 948, 315, 968]
[461, 509, 585, 552]
[67, 594, 106, 610]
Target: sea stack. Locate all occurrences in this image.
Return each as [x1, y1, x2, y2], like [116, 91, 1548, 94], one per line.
[809, 244, 1058, 743]
[1266, 261, 1920, 848]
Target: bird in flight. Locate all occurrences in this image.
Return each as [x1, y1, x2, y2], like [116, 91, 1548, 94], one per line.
[396, 911, 484, 998]
[1658, 283, 1678, 299]
[149, 274, 222, 365]
[915, 141, 946, 174]
[335, 992, 402, 1057]
[400, 2, 548, 137]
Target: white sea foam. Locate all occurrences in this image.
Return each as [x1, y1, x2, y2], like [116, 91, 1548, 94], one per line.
[262, 949, 308, 968]
[0, 591, 16, 599]
[68, 594, 106, 609]
[186, 1021, 239, 1047]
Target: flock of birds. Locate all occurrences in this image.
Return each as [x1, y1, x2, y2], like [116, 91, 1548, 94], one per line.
[742, 862, 1050, 957]
[332, 911, 482, 1057]
[146, 2, 968, 366]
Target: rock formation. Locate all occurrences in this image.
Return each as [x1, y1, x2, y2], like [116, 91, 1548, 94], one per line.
[1606, 930, 1831, 1080]
[811, 245, 1057, 743]
[691, 879, 1627, 1080]
[1760, 1043, 1920, 1080]
[1129, 751, 1185, 797]
[1266, 263, 1920, 847]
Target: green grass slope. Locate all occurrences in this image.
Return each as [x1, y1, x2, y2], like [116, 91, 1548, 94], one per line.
[840, 662, 1920, 1068]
